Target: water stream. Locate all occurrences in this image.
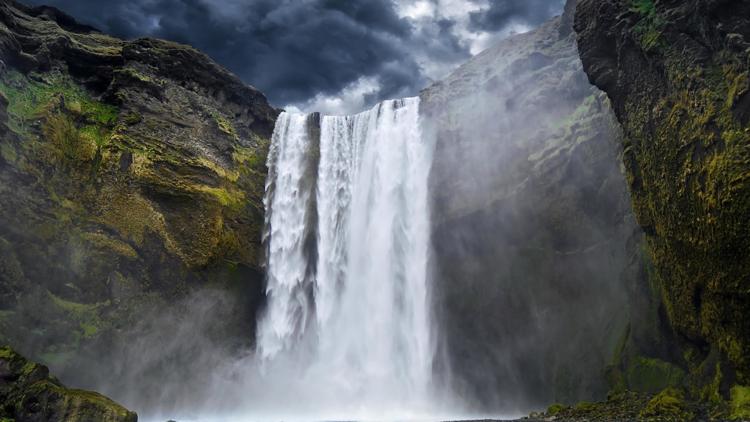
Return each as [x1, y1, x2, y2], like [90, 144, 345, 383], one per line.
[257, 97, 438, 419]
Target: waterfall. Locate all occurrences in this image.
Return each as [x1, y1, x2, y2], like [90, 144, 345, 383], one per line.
[257, 97, 437, 417]
[257, 112, 317, 359]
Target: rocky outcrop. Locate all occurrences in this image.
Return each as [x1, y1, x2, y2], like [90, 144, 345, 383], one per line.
[0, 0, 276, 410]
[421, 3, 642, 411]
[0, 345, 136, 421]
[576, 0, 750, 408]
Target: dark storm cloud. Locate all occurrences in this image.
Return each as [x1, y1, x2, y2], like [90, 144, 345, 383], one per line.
[21, 0, 432, 107]
[469, 0, 566, 32]
[22, 0, 563, 109]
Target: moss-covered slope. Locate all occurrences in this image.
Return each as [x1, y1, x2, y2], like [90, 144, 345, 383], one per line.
[0, 0, 276, 399]
[575, 0, 750, 416]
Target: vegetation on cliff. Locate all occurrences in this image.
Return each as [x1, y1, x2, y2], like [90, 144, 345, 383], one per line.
[575, 0, 750, 419]
[0, 0, 277, 409]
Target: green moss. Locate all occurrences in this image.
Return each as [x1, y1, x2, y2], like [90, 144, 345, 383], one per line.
[730, 385, 750, 420]
[81, 232, 138, 260]
[0, 70, 120, 177]
[547, 403, 567, 416]
[43, 113, 97, 161]
[630, 0, 655, 15]
[213, 113, 238, 139]
[0, 70, 118, 137]
[627, 357, 685, 393]
[48, 293, 108, 340]
[574, 401, 597, 412]
[700, 361, 724, 404]
[616, 31, 750, 382]
[25, 381, 136, 422]
[20, 362, 37, 377]
[116, 68, 155, 84]
[640, 387, 693, 420]
[233, 140, 270, 183]
[0, 142, 17, 163]
[200, 186, 246, 211]
[94, 186, 170, 248]
[122, 112, 142, 125]
[79, 125, 111, 147]
[630, 0, 665, 51]
[0, 346, 15, 360]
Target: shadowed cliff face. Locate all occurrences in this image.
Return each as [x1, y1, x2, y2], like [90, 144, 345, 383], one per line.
[576, 0, 750, 395]
[0, 0, 276, 412]
[421, 3, 642, 412]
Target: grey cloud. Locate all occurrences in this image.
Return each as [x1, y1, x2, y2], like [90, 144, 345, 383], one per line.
[22, 0, 563, 111]
[469, 0, 566, 32]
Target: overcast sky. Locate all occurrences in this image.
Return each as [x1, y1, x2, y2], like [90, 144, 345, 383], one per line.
[25, 0, 565, 114]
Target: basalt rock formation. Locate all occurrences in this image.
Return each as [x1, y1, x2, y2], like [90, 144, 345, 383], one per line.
[576, 0, 750, 419]
[0, 0, 277, 411]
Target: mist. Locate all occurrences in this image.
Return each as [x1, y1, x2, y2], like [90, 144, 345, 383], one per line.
[0, 0, 646, 420]
[420, 8, 640, 414]
[68, 9, 638, 422]
[86, 13, 639, 420]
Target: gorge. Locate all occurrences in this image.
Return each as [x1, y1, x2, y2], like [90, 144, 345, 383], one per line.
[0, 0, 748, 421]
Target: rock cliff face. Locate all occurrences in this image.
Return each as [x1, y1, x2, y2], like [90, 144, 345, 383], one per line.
[576, 0, 750, 406]
[0, 0, 276, 409]
[421, 4, 643, 411]
[0, 345, 136, 421]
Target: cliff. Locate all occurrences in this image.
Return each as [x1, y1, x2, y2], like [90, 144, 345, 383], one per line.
[575, 0, 750, 419]
[421, 4, 643, 411]
[0, 0, 276, 411]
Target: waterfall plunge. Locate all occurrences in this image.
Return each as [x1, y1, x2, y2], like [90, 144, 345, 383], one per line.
[257, 97, 438, 419]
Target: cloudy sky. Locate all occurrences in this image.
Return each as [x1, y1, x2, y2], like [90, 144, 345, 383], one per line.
[25, 0, 565, 114]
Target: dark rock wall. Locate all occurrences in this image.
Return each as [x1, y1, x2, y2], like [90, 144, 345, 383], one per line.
[576, 0, 750, 400]
[0, 345, 137, 421]
[0, 0, 277, 411]
[422, 6, 642, 411]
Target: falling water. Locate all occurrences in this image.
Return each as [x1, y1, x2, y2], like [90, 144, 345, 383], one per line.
[258, 112, 317, 359]
[257, 97, 437, 418]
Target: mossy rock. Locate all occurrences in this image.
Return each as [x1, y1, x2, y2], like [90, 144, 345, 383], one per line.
[576, 0, 750, 387]
[546, 402, 567, 416]
[542, 391, 650, 421]
[0, 346, 136, 421]
[0, 1, 275, 406]
[639, 387, 694, 421]
[626, 357, 686, 393]
[730, 385, 750, 421]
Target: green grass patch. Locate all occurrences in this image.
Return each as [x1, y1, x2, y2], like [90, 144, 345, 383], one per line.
[0, 70, 118, 143]
[630, 0, 665, 51]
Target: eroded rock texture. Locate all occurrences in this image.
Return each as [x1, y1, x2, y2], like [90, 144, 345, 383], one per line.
[0, 0, 277, 410]
[576, 0, 750, 403]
